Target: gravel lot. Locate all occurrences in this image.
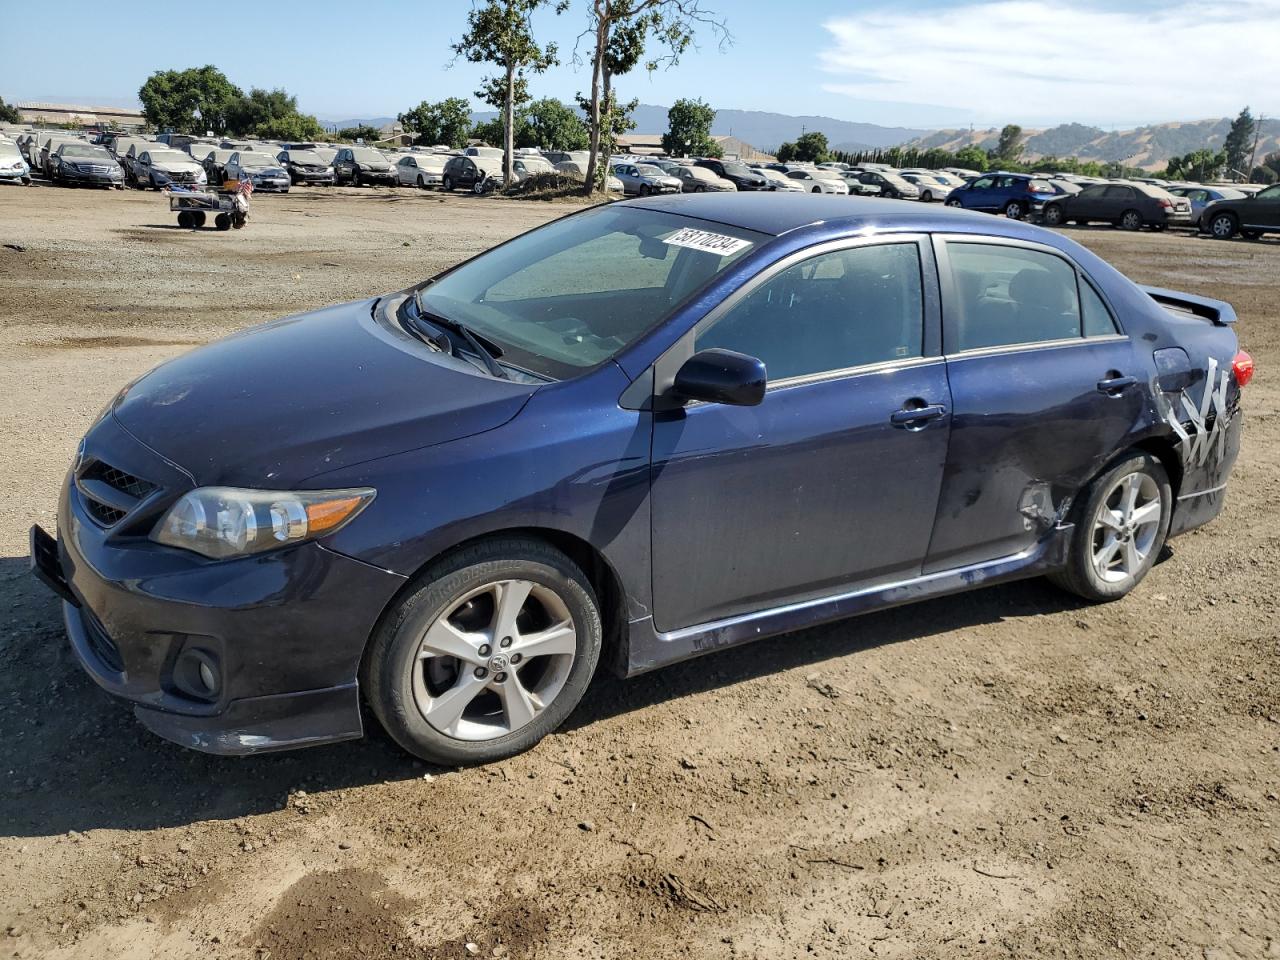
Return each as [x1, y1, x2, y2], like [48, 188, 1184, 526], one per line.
[1, 183, 1277, 960]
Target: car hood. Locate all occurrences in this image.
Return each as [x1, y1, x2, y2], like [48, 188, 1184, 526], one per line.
[111, 297, 538, 488]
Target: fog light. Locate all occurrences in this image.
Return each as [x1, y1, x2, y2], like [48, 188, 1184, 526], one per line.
[198, 661, 217, 693]
[173, 648, 220, 701]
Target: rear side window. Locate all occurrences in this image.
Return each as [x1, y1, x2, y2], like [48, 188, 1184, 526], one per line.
[945, 243, 1081, 351]
[695, 242, 924, 382]
[1081, 280, 1119, 337]
[1104, 185, 1132, 199]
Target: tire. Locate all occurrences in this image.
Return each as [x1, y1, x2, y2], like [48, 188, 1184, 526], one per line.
[353, 168, 363, 187]
[1004, 200, 1026, 220]
[1206, 212, 1237, 239]
[812, 186, 822, 194]
[193, 211, 206, 227]
[695, 184, 706, 193]
[177, 210, 193, 228]
[149, 174, 159, 191]
[1042, 203, 1065, 226]
[946, 198, 963, 208]
[639, 184, 652, 196]
[215, 213, 231, 231]
[362, 538, 603, 766]
[442, 175, 454, 192]
[921, 190, 933, 203]
[1119, 209, 1143, 231]
[417, 175, 425, 189]
[1049, 452, 1172, 603]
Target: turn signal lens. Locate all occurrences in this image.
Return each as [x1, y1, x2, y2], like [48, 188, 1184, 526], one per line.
[1232, 350, 1254, 388]
[152, 487, 375, 559]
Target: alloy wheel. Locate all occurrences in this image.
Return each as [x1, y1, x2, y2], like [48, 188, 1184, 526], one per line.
[1211, 214, 1236, 239]
[412, 579, 577, 741]
[1090, 472, 1162, 584]
[1005, 201, 1024, 219]
[1121, 210, 1142, 231]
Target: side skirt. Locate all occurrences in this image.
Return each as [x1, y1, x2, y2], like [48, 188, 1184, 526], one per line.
[623, 525, 1073, 676]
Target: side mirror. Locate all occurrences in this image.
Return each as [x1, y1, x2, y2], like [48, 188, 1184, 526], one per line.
[673, 349, 767, 407]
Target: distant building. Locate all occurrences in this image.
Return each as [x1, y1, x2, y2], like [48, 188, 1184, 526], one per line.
[616, 132, 774, 161]
[16, 101, 146, 131]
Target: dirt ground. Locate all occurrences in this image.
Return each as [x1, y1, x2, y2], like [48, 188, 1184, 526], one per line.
[0, 183, 1276, 960]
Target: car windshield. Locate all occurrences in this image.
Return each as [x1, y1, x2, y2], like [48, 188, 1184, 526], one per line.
[720, 161, 753, 178]
[519, 158, 553, 173]
[635, 164, 666, 177]
[148, 150, 190, 164]
[351, 149, 385, 162]
[418, 206, 765, 379]
[239, 153, 279, 167]
[417, 155, 447, 170]
[61, 145, 111, 160]
[288, 151, 323, 164]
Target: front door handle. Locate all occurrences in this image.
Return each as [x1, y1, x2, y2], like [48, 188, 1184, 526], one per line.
[1097, 374, 1137, 396]
[890, 402, 948, 428]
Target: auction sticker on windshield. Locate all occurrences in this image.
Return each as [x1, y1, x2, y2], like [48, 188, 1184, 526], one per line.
[664, 227, 753, 256]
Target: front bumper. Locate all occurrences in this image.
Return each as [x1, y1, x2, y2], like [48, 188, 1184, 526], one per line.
[30, 417, 405, 755]
[292, 169, 335, 184]
[59, 168, 123, 185]
[251, 177, 291, 192]
[0, 168, 29, 181]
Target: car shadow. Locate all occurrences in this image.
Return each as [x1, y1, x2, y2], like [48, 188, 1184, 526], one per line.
[0, 550, 1098, 838]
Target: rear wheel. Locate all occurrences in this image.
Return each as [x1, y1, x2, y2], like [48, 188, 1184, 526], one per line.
[214, 213, 231, 231]
[1004, 199, 1026, 220]
[1119, 209, 1143, 231]
[193, 211, 206, 227]
[1049, 452, 1171, 602]
[921, 190, 933, 202]
[362, 538, 603, 766]
[177, 210, 193, 228]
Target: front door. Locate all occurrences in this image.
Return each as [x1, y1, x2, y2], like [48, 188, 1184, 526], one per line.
[1241, 184, 1280, 229]
[924, 236, 1142, 572]
[650, 236, 951, 631]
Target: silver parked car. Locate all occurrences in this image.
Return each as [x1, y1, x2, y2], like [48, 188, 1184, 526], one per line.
[672, 164, 736, 192]
[755, 167, 806, 193]
[786, 167, 850, 195]
[396, 153, 448, 188]
[0, 139, 31, 185]
[133, 148, 208, 189]
[224, 152, 291, 192]
[610, 161, 681, 196]
[554, 160, 625, 193]
[899, 173, 951, 202]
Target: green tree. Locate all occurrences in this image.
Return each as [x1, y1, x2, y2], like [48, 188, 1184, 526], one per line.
[581, 1, 728, 194]
[990, 123, 1024, 165]
[1223, 106, 1256, 179]
[338, 124, 384, 143]
[0, 96, 21, 124]
[791, 131, 830, 163]
[662, 97, 718, 156]
[139, 66, 243, 134]
[523, 97, 589, 150]
[398, 97, 473, 148]
[954, 145, 989, 171]
[226, 87, 307, 137]
[453, 0, 562, 187]
[254, 112, 324, 141]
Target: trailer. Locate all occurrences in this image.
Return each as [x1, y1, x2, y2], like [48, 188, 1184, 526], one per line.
[168, 188, 239, 230]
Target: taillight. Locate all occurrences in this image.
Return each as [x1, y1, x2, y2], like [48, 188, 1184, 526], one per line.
[1157, 198, 1172, 209]
[1233, 350, 1254, 387]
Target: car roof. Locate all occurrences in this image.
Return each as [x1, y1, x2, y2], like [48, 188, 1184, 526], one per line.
[627, 193, 1014, 237]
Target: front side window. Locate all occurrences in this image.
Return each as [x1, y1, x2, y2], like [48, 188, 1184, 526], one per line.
[945, 243, 1083, 351]
[971, 176, 995, 190]
[1256, 184, 1280, 200]
[420, 207, 763, 379]
[695, 242, 925, 382]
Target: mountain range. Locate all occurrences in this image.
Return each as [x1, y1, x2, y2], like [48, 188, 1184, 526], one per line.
[909, 118, 1280, 171]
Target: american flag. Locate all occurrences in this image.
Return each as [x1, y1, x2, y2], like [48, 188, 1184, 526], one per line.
[237, 177, 254, 197]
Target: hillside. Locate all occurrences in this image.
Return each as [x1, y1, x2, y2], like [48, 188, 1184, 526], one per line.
[909, 117, 1280, 170]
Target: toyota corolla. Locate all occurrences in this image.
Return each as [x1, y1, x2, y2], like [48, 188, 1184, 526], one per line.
[31, 195, 1249, 766]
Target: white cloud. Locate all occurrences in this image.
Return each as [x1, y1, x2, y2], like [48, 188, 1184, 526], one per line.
[819, 0, 1280, 126]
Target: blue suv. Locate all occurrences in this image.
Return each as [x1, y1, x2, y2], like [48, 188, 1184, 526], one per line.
[945, 172, 1057, 220]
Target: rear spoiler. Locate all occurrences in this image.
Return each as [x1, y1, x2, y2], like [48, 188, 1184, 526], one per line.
[1141, 285, 1237, 325]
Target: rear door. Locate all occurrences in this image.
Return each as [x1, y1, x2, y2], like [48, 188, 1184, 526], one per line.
[963, 176, 999, 210]
[650, 235, 951, 630]
[924, 236, 1141, 572]
[1101, 185, 1134, 220]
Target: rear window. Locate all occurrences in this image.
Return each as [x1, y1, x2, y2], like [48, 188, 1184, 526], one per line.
[1028, 179, 1056, 193]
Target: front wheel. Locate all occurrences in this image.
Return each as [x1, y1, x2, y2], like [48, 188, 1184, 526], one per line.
[442, 175, 454, 192]
[1049, 452, 1171, 602]
[1042, 203, 1065, 226]
[946, 198, 963, 208]
[417, 175, 425, 189]
[362, 538, 603, 766]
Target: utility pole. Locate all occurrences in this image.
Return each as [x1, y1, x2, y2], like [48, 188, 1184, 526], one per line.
[1247, 113, 1265, 180]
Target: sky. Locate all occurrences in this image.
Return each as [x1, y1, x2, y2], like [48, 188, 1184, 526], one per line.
[4, 0, 1278, 130]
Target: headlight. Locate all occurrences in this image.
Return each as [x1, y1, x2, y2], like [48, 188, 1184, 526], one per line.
[152, 487, 375, 559]
[325, 166, 335, 174]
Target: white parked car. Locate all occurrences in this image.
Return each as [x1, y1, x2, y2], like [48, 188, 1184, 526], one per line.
[899, 173, 952, 202]
[554, 160, 624, 192]
[512, 156, 555, 181]
[755, 167, 806, 192]
[787, 168, 849, 194]
[396, 153, 448, 188]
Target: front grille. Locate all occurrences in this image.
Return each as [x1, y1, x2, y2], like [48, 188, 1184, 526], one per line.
[76, 458, 158, 529]
[83, 610, 124, 673]
[83, 462, 155, 499]
[83, 499, 127, 526]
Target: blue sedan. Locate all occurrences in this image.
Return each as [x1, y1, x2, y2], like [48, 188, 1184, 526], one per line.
[1167, 184, 1248, 220]
[32, 195, 1250, 765]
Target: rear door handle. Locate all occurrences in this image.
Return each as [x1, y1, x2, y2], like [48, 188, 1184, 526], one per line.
[890, 403, 948, 427]
[1096, 374, 1137, 396]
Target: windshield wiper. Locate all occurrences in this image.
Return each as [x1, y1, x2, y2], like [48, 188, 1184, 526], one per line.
[409, 290, 509, 380]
